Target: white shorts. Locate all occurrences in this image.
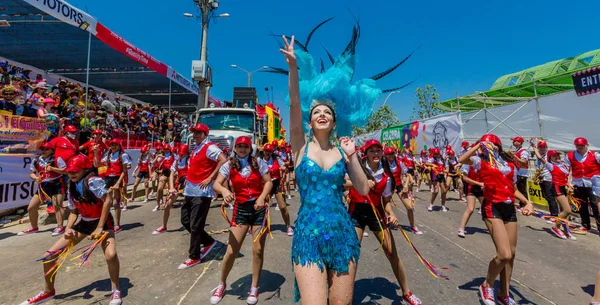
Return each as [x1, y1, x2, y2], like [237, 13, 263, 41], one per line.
[592, 175, 600, 197]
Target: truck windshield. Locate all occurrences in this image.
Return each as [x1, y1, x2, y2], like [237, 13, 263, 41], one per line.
[199, 111, 254, 133]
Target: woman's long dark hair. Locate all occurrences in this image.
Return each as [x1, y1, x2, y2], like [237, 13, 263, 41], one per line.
[68, 170, 96, 203]
[496, 145, 514, 163]
[230, 150, 259, 172]
[362, 153, 396, 189]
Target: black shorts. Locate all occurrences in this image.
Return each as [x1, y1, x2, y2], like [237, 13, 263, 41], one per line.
[270, 179, 282, 195]
[481, 200, 517, 222]
[72, 213, 115, 235]
[38, 178, 65, 198]
[406, 168, 415, 176]
[137, 171, 150, 179]
[231, 200, 266, 226]
[552, 184, 567, 197]
[287, 166, 294, 173]
[104, 176, 120, 188]
[176, 176, 186, 192]
[463, 183, 483, 197]
[395, 185, 404, 193]
[435, 174, 445, 183]
[161, 169, 171, 178]
[349, 203, 386, 232]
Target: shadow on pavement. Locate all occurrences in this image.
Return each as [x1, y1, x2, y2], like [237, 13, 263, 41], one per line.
[120, 222, 144, 231]
[458, 277, 536, 304]
[54, 277, 133, 302]
[0, 231, 16, 241]
[271, 224, 289, 233]
[227, 270, 286, 302]
[353, 277, 402, 305]
[582, 284, 594, 296]
[464, 226, 489, 236]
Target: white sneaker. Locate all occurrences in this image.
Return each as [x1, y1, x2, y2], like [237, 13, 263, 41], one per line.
[109, 290, 122, 305]
[121, 206, 128, 212]
[143, 199, 149, 203]
[287, 227, 294, 236]
[427, 204, 433, 211]
[457, 228, 466, 238]
[411, 226, 423, 235]
[363, 231, 369, 237]
[275, 205, 280, 211]
[442, 206, 449, 212]
[152, 205, 159, 212]
[247, 287, 259, 305]
[210, 284, 226, 304]
[286, 195, 292, 200]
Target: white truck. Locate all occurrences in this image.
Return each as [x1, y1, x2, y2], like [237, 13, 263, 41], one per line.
[192, 108, 261, 155]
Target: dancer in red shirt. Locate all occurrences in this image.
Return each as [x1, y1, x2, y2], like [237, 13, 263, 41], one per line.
[18, 142, 67, 237]
[346, 140, 422, 305]
[209, 136, 273, 304]
[94, 139, 131, 234]
[459, 134, 534, 305]
[79, 129, 106, 172]
[130, 145, 152, 204]
[416, 150, 428, 192]
[263, 144, 293, 236]
[153, 144, 190, 235]
[457, 145, 484, 238]
[426, 148, 449, 212]
[533, 147, 576, 240]
[19, 154, 122, 305]
[564, 137, 600, 234]
[445, 150, 465, 202]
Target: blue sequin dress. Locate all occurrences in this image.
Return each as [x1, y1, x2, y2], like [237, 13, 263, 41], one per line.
[291, 143, 361, 301]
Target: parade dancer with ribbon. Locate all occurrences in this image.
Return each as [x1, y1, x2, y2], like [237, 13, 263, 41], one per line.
[459, 134, 534, 305]
[416, 150, 428, 192]
[18, 142, 67, 236]
[130, 145, 152, 204]
[79, 129, 106, 175]
[457, 144, 484, 238]
[262, 143, 294, 236]
[177, 123, 227, 270]
[532, 140, 560, 218]
[402, 148, 418, 193]
[427, 148, 449, 212]
[149, 144, 164, 199]
[94, 139, 131, 234]
[155, 144, 175, 212]
[564, 137, 600, 235]
[346, 140, 422, 305]
[19, 154, 122, 305]
[153, 144, 189, 235]
[445, 149, 465, 202]
[209, 136, 273, 305]
[384, 147, 423, 235]
[533, 146, 576, 240]
[511, 136, 530, 211]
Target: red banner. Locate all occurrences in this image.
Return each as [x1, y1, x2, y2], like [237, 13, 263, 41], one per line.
[95, 23, 169, 76]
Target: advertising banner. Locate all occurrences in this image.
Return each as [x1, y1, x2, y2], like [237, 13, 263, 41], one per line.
[573, 66, 600, 97]
[22, 0, 98, 34]
[0, 114, 47, 153]
[379, 112, 463, 153]
[95, 23, 169, 76]
[167, 67, 199, 95]
[0, 154, 39, 210]
[527, 181, 546, 206]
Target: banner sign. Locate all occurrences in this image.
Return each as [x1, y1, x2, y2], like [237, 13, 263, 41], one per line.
[0, 114, 47, 153]
[22, 0, 98, 34]
[573, 66, 600, 97]
[527, 181, 547, 206]
[167, 67, 199, 95]
[379, 112, 463, 153]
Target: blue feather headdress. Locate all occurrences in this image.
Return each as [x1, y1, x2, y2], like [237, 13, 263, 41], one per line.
[267, 18, 421, 137]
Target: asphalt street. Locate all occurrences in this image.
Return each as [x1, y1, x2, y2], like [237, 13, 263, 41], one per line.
[2, 187, 599, 305]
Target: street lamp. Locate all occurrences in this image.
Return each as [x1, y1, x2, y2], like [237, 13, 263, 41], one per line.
[230, 65, 269, 87]
[184, 0, 230, 124]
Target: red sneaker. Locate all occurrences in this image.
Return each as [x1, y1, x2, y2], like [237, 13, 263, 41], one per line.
[18, 227, 39, 236]
[402, 291, 422, 305]
[20, 289, 55, 305]
[51, 226, 65, 237]
[114, 226, 122, 234]
[178, 258, 201, 270]
[210, 284, 226, 304]
[247, 287, 259, 305]
[46, 206, 55, 214]
[152, 226, 167, 235]
[109, 290, 122, 305]
[551, 227, 566, 239]
[479, 284, 495, 305]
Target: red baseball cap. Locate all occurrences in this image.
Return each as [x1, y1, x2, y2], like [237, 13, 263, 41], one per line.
[39, 142, 53, 150]
[511, 136, 525, 143]
[107, 139, 121, 146]
[537, 140, 548, 148]
[264, 144, 274, 152]
[363, 139, 383, 151]
[178, 144, 189, 156]
[574, 137, 588, 146]
[235, 136, 252, 147]
[190, 124, 209, 134]
[462, 141, 469, 148]
[64, 125, 77, 133]
[66, 154, 92, 172]
[383, 147, 395, 155]
[92, 129, 102, 135]
[272, 140, 279, 147]
[447, 149, 455, 156]
[481, 134, 502, 147]
[547, 150, 561, 159]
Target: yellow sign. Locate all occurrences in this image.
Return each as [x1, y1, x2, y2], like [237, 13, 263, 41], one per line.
[527, 181, 548, 207]
[266, 107, 274, 143]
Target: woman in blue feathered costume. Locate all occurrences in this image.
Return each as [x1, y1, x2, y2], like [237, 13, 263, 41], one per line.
[280, 35, 373, 304]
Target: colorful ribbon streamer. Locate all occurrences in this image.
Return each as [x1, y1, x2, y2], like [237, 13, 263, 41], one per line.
[38, 240, 73, 282]
[70, 232, 109, 267]
[252, 206, 273, 243]
[399, 228, 450, 280]
[567, 192, 582, 212]
[221, 203, 240, 228]
[480, 142, 500, 168]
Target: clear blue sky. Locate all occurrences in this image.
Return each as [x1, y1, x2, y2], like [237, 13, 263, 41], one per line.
[70, 0, 600, 132]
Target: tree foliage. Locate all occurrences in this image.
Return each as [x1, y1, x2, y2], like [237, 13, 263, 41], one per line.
[352, 105, 401, 136]
[411, 84, 441, 120]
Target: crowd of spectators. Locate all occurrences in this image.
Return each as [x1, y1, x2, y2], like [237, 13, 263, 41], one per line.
[0, 60, 192, 146]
